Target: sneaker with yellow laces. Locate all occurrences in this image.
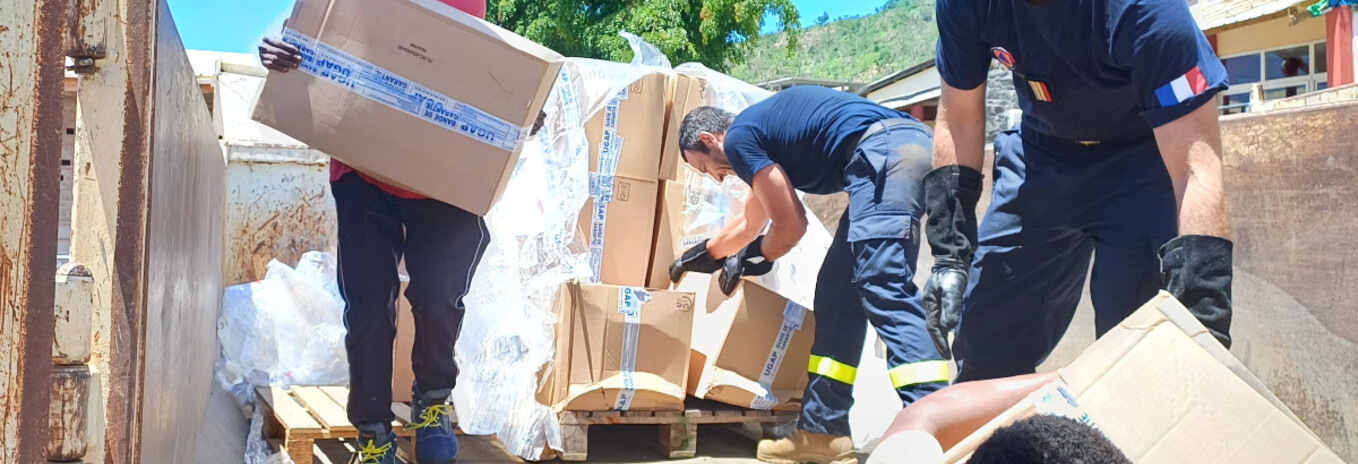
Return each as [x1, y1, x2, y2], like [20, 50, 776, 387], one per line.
[757, 429, 858, 464]
[410, 386, 458, 464]
[350, 423, 396, 464]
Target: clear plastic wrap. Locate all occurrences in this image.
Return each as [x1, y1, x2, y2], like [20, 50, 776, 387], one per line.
[216, 251, 348, 406]
[451, 34, 673, 459]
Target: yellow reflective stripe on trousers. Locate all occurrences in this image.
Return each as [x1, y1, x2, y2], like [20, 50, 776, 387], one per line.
[887, 360, 950, 389]
[807, 355, 857, 385]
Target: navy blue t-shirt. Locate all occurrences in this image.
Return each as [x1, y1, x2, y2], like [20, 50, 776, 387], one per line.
[724, 86, 913, 194]
[935, 0, 1228, 142]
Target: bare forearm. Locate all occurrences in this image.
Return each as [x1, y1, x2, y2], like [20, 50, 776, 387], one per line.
[883, 372, 1057, 450]
[707, 212, 763, 258]
[935, 83, 988, 171]
[1155, 103, 1231, 238]
[760, 215, 806, 260]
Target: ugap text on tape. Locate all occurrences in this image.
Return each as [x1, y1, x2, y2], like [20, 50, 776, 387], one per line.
[750, 302, 806, 409]
[614, 286, 650, 410]
[282, 28, 523, 152]
[586, 87, 629, 281]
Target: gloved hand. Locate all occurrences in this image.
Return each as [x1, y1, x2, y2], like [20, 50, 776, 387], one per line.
[921, 165, 984, 360]
[718, 236, 775, 295]
[669, 240, 724, 283]
[1160, 235, 1233, 348]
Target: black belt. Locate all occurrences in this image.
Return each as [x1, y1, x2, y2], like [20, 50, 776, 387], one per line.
[856, 118, 920, 147]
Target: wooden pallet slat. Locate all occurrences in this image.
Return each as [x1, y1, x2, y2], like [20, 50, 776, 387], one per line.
[257, 387, 323, 436]
[292, 386, 357, 434]
[553, 398, 798, 462]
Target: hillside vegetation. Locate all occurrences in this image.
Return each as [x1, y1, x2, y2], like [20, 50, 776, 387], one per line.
[729, 0, 938, 85]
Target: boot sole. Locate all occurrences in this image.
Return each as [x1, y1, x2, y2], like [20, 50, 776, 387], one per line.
[756, 451, 857, 464]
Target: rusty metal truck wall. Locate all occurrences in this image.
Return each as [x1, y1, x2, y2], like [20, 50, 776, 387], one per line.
[1217, 101, 1358, 462]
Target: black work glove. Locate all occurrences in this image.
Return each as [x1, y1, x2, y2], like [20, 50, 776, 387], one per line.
[669, 240, 723, 283]
[1160, 235, 1233, 348]
[922, 165, 984, 360]
[718, 236, 775, 295]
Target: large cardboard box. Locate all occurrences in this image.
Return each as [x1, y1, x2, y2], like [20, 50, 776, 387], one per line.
[585, 72, 667, 181]
[392, 279, 414, 402]
[679, 274, 815, 411]
[659, 75, 710, 181]
[943, 292, 1344, 464]
[539, 282, 695, 411]
[252, 0, 562, 215]
[579, 176, 659, 287]
[645, 179, 745, 289]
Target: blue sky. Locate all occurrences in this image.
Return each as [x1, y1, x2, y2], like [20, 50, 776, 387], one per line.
[165, 0, 889, 54]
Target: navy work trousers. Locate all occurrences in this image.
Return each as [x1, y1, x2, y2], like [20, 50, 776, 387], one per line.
[331, 173, 489, 424]
[799, 120, 948, 437]
[954, 128, 1177, 382]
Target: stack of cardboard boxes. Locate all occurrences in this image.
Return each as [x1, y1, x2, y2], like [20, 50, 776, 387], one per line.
[538, 71, 819, 413]
[250, 0, 819, 413]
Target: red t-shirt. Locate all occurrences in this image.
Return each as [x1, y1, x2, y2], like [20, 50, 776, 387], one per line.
[329, 0, 488, 199]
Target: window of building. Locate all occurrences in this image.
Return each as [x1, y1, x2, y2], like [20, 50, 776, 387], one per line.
[1217, 40, 1328, 114]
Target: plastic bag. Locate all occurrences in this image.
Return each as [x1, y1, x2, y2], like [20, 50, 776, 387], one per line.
[216, 251, 348, 406]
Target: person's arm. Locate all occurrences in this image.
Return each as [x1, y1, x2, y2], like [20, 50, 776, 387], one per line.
[1152, 101, 1230, 238]
[706, 193, 770, 259]
[933, 82, 988, 171]
[882, 372, 1057, 450]
[745, 164, 807, 260]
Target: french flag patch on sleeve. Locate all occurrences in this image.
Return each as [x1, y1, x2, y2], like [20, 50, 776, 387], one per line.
[1155, 66, 1209, 107]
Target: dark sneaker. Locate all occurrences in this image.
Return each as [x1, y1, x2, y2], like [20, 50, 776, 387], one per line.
[351, 422, 396, 464]
[410, 387, 458, 464]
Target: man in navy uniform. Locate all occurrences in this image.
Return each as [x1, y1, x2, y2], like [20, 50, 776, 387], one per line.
[672, 85, 945, 464]
[923, 0, 1235, 382]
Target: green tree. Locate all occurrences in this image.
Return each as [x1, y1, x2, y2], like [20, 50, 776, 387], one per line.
[487, 0, 800, 72]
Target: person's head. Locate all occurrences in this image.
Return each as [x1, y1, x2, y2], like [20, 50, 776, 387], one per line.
[969, 415, 1130, 464]
[678, 106, 736, 182]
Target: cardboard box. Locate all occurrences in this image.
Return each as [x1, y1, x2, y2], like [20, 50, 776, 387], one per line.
[943, 292, 1344, 464]
[679, 274, 815, 411]
[539, 282, 695, 411]
[585, 72, 667, 181]
[578, 176, 659, 287]
[645, 179, 745, 289]
[392, 279, 414, 402]
[252, 0, 562, 215]
[659, 75, 710, 181]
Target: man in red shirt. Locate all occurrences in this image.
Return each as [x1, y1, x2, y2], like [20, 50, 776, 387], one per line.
[259, 1, 501, 462]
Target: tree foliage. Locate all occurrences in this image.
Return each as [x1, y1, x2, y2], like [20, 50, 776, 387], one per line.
[487, 0, 800, 71]
[730, 0, 937, 84]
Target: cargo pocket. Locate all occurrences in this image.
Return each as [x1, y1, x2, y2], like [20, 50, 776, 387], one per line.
[847, 213, 919, 284]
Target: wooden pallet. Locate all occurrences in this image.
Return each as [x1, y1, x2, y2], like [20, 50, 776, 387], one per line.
[256, 386, 451, 464]
[555, 398, 797, 462]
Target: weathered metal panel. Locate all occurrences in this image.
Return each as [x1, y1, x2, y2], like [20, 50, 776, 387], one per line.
[0, 0, 68, 461]
[223, 144, 336, 286]
[135, 1, 227, 462]
[53, 263, 95, 365]
[48, 364, 91, 461]
[1215, 102, 1358, 462]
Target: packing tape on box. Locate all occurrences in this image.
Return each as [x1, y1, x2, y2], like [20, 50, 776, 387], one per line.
[614, 286, 651, 410]
[587, 87, 629, 280]
[749, 301, 807, 409]
[1030, 380, 1097, 428]
[281, 28, 523, 152]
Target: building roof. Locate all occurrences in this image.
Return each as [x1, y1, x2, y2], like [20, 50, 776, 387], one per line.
[855, 58, 935, 96]
[1191, 0, 1313, 32]
[757, 77, 867, 92]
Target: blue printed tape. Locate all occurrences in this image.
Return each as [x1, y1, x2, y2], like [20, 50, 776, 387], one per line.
[282, 28, 524, 152]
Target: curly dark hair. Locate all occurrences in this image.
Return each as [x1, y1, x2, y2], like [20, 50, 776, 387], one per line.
[970, 415, 1130, 464]
[678, 106, 734, 159]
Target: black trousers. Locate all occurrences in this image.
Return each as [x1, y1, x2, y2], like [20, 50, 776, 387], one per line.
[331, 173, 489, 424]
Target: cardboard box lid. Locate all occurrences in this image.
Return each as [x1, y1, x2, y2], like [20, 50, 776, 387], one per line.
[544, 282, 695, 411]
[681, 274, 815, 410]
[943, 292, 1343, 463]
[585, 72, 667, 181]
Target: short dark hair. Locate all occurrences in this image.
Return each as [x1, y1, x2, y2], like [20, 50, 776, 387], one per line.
[678, 106, 734, 159]
[970, 415, 1130, 464]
